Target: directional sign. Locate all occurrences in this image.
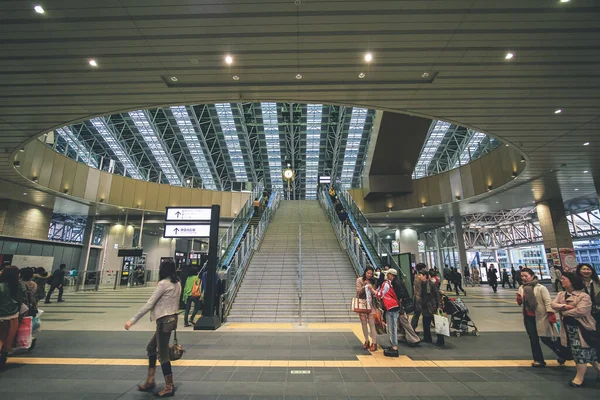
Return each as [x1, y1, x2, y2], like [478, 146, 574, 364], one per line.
[165, 207, 212, 222]
[163, 224, 210, 238]
[318, 176, 331, 184]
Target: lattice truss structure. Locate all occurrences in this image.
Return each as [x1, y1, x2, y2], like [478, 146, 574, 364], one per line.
[51, 103, 375, 199]
[412, 120, 501, 179]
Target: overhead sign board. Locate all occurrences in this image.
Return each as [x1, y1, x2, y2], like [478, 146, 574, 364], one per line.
[163, 224, 210, 238]
[165, 207, 212, 222]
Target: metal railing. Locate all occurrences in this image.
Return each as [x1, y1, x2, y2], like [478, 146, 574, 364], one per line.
[220, 191, 281, 320]
[319, 189, 369, 277]
[218, 181, 264, 265]
[326, 187, 407, 280]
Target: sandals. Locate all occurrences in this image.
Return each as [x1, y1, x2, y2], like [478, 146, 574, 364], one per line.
[363, 341, 369, 350]
[369, 343, 377, 352]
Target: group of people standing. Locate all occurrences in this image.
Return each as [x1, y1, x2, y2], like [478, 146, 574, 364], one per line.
[518, 263, 600, 387]
[355, 263, 447, 358]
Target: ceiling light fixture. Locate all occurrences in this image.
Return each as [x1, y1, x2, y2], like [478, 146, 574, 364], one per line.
[225, 55, 233, 65]
[584, 142, 590, 146]
[358, 72, 365, 79]
[23, 192, 27, 195]
[560, 0, 570, 3]
[505, 52, 514, 60]
[232, 75, 239, 80]
[505, 144, 509, 147]
[584, 170, 589, 173]
[422, 72, 430, 78]
[575, 188, 579, 191]
[88, 59, 98, 67]
[364, 52, 373, 62]
[295, 73, 302, 80]
[554, 109, 562, 114]
[41, 204, 45, 207]
[421, 215, 425, 217]
[520, 156, 525, 163]
[170, 76, 178, 82]
[34, 5, 45, 14]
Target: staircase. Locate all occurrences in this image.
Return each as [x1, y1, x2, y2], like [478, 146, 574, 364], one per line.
[227, 200, 357, 322]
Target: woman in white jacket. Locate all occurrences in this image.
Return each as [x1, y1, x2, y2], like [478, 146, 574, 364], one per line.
[516, 268, 567, 367]
[125, 260, 181, 397]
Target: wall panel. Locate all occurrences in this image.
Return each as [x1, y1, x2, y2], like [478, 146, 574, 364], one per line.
[180, 187, 192, 207]
[108, 175, 125, 205]
[84, 168, 101, 202]
[145, 182, 159, 210]
[48, 155, 65, 192]
[72, 163, 89, 198]
[120, 177, 136, 208]
[96, 171, 113, 203]
[168, 186, 182, 207]
[133, 180, 149, 209]
[60, 158, 78, 194]
[38, 147, 56, 187]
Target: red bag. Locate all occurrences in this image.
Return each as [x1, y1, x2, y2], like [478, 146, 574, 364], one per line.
[13, 316, 33, 350]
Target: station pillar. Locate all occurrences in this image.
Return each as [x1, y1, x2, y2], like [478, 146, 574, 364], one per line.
[536, 197, 574, 270]
[452, 203, 469, 270]
[396, 228, 418, 262]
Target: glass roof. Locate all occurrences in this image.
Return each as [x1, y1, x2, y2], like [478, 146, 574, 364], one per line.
[49, 103, 376, 198]
[412, 120, 501, 179]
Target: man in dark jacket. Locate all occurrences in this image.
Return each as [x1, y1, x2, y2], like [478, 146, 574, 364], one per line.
[390, 274, 420, 346]
[45, 264, 66, 303]
[417, 271, 445, 346]
[501, 268, 511, 288]
[452, 268, 467, 296]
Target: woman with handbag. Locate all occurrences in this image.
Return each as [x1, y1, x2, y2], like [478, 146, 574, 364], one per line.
[516, 268, 568, 368]
[355, 266, 378, 351]
[125, 260, 181, 397]
[551, 272, 600, 387]
[577, 263, 600, 356]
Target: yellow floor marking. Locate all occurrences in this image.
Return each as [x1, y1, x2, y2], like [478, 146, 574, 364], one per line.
[6, 357, 575, 368]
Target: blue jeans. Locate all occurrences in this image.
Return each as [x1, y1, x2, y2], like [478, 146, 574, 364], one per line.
[387, 309, 399, 348]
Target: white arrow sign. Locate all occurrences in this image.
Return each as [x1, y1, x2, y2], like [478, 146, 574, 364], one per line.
[165, 207, 212, 221]
[163, 224, 210, 238]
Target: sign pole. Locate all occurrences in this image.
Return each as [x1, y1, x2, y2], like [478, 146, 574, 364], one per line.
[194, 204, 221, 330]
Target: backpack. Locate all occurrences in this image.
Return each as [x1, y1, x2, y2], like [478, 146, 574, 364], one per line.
[191, 277, 202, 298]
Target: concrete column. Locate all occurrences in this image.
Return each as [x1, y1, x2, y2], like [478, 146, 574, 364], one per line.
[75, 216, 96, 291]
[396, 228, 418, 261]
[536, 197, 573, 250]
[452, 203, 468, 270]
[435, 228, 445, 271]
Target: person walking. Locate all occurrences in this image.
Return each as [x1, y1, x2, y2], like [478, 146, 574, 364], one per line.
[488, 264, 499, 293]
[32, 267, 49, 303]
[20, 267, 38, 316]
[452, 268, 467, 296]
[0, 266, 27, 368]
[472, 267, 480, 286]
[253, 198, 260, 216]
[464, 266, 474, 287]
[516, 268, 568, 368]
[416, 271, 445, 346]
[552, 265, 563, 292]
[551, 272, 600, 387]
[516, 265, 524, 287]
[183, 267, 202, 327]
[125, 260, 182, 397]
[45, 264, 66, 304]
[501, 268, 511, 289]
[443, 264, 453, 292]
[511, 267, 518, 289]
[576, 263, 600, 357]
[355, 266, 378, 351]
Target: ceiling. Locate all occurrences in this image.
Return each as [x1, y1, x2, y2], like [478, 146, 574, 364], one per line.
[1, 0, 599, 219]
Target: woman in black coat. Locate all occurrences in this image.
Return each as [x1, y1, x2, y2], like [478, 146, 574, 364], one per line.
[488, 264, 499, 293]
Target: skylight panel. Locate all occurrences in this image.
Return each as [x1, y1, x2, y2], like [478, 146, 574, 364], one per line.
[260, 102, 284, 192]
[56, 127, 98, 168]
[453, 131, 487, 168]
[90, 117, 143, 180]
[214, 103, 248, 182]
[304, 104, 323, 199]
[128, 110, 182, 186]
[412, 120, 452, 179]
[340, 107, 368, 189]
[170, 106, 217, 190]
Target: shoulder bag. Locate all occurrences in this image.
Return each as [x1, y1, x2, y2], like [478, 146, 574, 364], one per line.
[169, 330, 186, 361]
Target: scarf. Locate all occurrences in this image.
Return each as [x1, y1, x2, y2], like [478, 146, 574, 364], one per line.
[522, 279, 539, 312]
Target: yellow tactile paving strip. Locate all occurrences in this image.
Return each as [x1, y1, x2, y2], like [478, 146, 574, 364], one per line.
[7, 356, 570, 368]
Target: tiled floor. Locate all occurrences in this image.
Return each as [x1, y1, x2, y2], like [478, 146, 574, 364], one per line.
[2, 284, 599, 399]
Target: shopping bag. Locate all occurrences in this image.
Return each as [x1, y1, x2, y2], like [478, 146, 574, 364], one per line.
[373, 309, 386, 334]
[433, 313, 450, 337]
[351, 297, 371, 314]
[32, 316, 41, 333]
[13, 316, 33, 350]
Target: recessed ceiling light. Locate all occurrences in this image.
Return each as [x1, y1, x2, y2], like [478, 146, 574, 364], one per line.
[225, 55, 233, 65]
[23, 192, 27, 195]
[575, 188, 579, 191]
[88, 59, 98, 67]
[34, 5, 45, 14]
[554, 109, 562, 114]
[584, 142, 590, 146]
[364, 52, 373, 62]
[358, 72, 365, 79]
[422, 72, 430, 78]
[505, 144, 509, 147]
[421, 215, 425, 217]
[232, 75, 240, 81]
[505, 52, 514, 60]
[496, 201, 499, 204]
[520, 157, 525, 163]
[41, 204, 44, 207]
[560, 0, 570, 3]
[295, 73, 302, 80]
[170, 76, 178, 82]
[189, 58, 199, 64]
[584, 170, 589, 173]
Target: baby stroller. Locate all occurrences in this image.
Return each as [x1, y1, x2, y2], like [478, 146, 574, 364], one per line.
[442, 295, 479, 337]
